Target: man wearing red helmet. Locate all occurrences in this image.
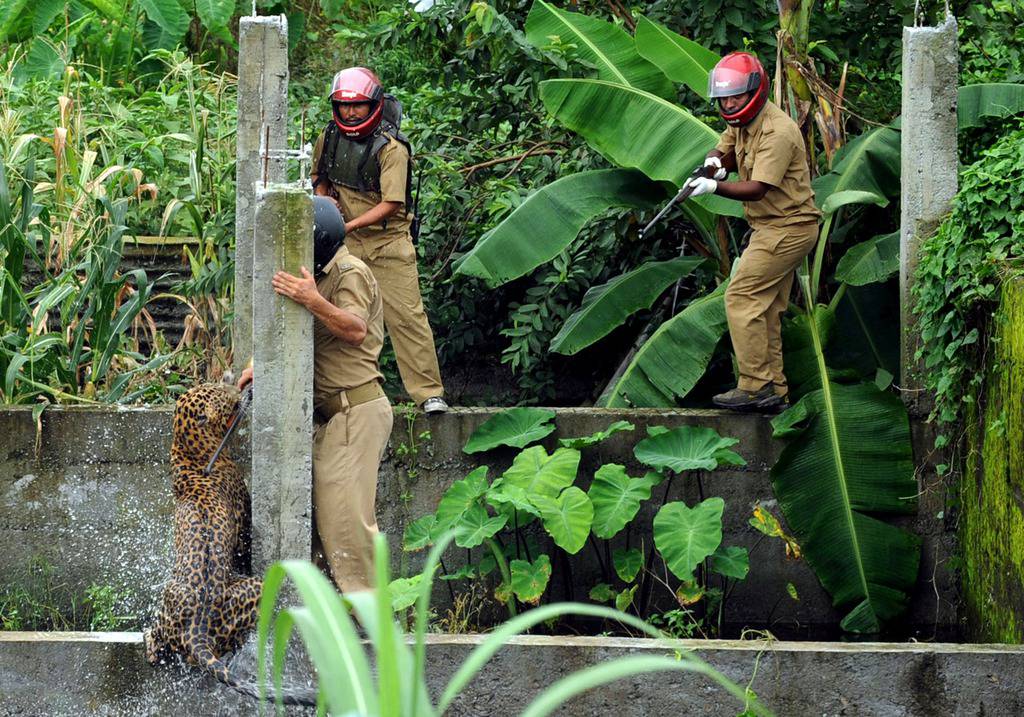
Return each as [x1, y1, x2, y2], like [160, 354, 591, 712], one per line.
[311, 66, 447, 415]
[684, 51, 821, 412]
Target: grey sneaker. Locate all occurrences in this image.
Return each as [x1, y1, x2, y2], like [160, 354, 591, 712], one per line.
[421, 396, 449, 414]
[712, 384, 787, 413]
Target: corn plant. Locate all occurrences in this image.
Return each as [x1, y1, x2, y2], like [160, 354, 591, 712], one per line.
[257, 532, 772, 716]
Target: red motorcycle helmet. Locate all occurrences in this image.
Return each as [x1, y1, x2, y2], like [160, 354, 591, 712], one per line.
[707, 52, 769, 127]
[329, 67, 385, 140]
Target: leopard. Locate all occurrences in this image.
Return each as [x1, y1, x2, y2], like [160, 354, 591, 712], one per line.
[144, 382, 314, 705]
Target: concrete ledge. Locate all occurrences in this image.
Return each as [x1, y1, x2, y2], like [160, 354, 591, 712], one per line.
[0, 407, 955, 638]
[1, 632, 1022, 715]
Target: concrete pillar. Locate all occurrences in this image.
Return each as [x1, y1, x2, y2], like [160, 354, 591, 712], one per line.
[251, 185, 313, 571]
[235, 15, 289, 373]
[900, 14, 958, 413]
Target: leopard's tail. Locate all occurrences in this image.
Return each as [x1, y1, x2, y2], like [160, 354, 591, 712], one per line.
[191, 639, 318, 707]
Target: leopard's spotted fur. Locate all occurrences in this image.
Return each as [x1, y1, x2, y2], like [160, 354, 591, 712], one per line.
[144, 383, 312, 704]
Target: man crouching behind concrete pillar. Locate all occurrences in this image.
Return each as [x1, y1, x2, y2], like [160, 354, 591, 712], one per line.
[240, 196, 391, 593]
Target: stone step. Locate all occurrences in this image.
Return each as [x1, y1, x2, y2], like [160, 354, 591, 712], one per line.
[1, 632, 1021, 716]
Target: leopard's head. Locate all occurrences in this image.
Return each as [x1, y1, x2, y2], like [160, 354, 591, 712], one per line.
[171, 383, 242, 463]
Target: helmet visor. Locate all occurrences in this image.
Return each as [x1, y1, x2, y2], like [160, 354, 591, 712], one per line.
[708, 67, 760, 99]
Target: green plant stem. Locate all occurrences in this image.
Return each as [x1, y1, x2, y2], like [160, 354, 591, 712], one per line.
[640, 472, 676, 616]
[809, 213, 835, 304]
[437, 556, 457, 605]
[588, 534, 609, 581]
[484, 537, 516, 618]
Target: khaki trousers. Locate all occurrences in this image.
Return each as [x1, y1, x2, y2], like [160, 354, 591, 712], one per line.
[725, 223, 819, 395]
[346, 235, 444, 404]
[312, 395, 393, 593]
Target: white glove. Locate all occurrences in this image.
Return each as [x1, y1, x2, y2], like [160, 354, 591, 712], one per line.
[686, 176, 718, 197]
[703, 155, 728, 181]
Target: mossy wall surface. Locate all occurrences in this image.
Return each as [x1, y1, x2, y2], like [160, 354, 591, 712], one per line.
[962, 277, 1024, 642]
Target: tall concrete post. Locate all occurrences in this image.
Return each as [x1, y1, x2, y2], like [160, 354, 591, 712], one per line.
[251, 186, 313, 571]
[900, 14, 958, 413]
[235, 15, 289, 373]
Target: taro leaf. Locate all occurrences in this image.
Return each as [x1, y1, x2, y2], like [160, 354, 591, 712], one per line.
[509, 554, 552, 605]
[495, 581, 513, 605]
[194, 0, 233, 32]
[139, 0, 190, 40]
[613, 547, 643, 583]
[402, 514, 437, 552]
[749, 503, 801, 559]
[787, 583, 800, 601]
[463, 408, 556, 453]
[834, 231, 899, 287]
[615, 584, 639, 612]
[589, 583, 616, 603]
[532, 486, 594, 555]
[675, 581, 704, 606]
[440, 564, 477, 581]
[500, 445, 581, 501]
[634, 426, 745, 473]
[389, 575, 423, 612]
[558, 420, 635, 449]
[453, 505, 508, 549]
[653, 497, 725, 582]
[709, 545, 750, 580]
[435, 466, 490, 531]
[486, 482, 541, 518]
[588, 464, 659, 539]
[646, 425, 670, 437]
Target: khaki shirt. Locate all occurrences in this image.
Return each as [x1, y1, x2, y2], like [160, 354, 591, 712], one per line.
[311, 131, 412, 243]
[313, 246, 385, 401]
[715, 101, 821, 230]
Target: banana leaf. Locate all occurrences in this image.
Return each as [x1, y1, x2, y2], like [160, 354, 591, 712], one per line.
[634, 16, 720, 98]
[834, 231, 899, 287]
[538, 78, 743, 218]
[957, 83, 1024, 129]
[524, 0, 675, 99]
[771, 293, 920, 633]
[550, 257, 710, 355]
[453, 169, 664, 286]
[602, 282, 728, 407]
[811, 123, 901, 209]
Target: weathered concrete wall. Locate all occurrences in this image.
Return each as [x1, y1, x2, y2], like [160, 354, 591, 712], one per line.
[2, 632, 1023, 716]
[962, 278, 1024, 643]
[0, 407, 955, 638]
[900, 15, 959, 409]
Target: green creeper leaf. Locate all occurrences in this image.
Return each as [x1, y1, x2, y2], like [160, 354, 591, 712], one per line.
[612, 547, 643, 583]
[402, 514, 437, 552]
[557, 420, 635, 449]
[588, 464, 659, 539]
[709, 545, 749, 580]
[388, 575, 423, 612]
[509, 554, 552, 605]
[532, 487, 594, 555]
[634, 425, 745, 473]
[194, 0, 233, 31]
[138, 0, 189, 40]
[435, 466, 490, 531]
[453, 504, 508, 549]
[589, 583, 615, 603]
[615, 584, 638, 612]
[463, 408, 556, 453]
[653, 497, 725, 582]
[550, 258, 709, 355]
[834, 231, 899, 287]
[634, 15, 720, 98]
[499, 445, 581, 501]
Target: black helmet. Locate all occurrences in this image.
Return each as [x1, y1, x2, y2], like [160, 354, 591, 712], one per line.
[313, 196, 345, 276]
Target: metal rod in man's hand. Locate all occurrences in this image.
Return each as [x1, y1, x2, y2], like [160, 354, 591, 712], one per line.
[638, 165, 710, 240]
[204, 385, 253, 475]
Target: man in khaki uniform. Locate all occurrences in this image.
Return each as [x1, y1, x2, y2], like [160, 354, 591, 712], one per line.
[311, 66, 447, 414]
[685, 52, 821, 412]
[239, 197, 391, 593]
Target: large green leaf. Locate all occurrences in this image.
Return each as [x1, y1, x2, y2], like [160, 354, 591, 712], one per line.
[709, 545, 749, 580]
[463, 408, 556, 453]
[653, 497, 725, 583]
[139, 0, 190, 40]
[195, 0, 233, 32]
[587, 464, 659, 539]
[771, 293, 920, 633]
[402, 515, 438, 552]
[634, 16, 720, 98]
[834, 231, 899, 287]
[533, 486, 594, 555]
[496, 445, 581, 501]
[525, 0, 675, 99]
[454, 170, 663, 286]
[602, 282, 730, 407]
[453, 504, 508, 549]
[550, 257, 710, 355]
[435, 466, 490, 531]
[812, 124, 900, 209]
[612, 547, 643, 582]
[957, 83, 1024, 129]
[633, 425, 745, 473]
[509, 554, 552, 605]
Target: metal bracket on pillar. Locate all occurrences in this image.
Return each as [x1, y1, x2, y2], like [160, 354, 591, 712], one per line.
[258, 123, 313, 192]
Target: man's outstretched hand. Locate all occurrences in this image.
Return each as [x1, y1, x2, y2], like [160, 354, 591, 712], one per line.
[237, 366, 253, 391]
[272, 267, 321, 310]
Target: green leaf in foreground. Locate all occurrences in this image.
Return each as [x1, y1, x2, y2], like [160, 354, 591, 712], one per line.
[613, 547, 643, 582]
[615, 584, 638, 612]
[653, 497, 725, 582]
[510, 554, 553, 605]
[533, 487, 594, 554]
[834, 231, 899, 287]
[402, 514, 437, 552]
[435, 466, 490, 530]
[463, 408, 556, 453]
[453, 505, 508, 549]
[709, 545, 750, 580]
[634, 425, 745, 473]
[589, 583, 616, 602]
[588, 464, 659, 539]
[389, 575, 423, 612]
[498, 445, 581, 501]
